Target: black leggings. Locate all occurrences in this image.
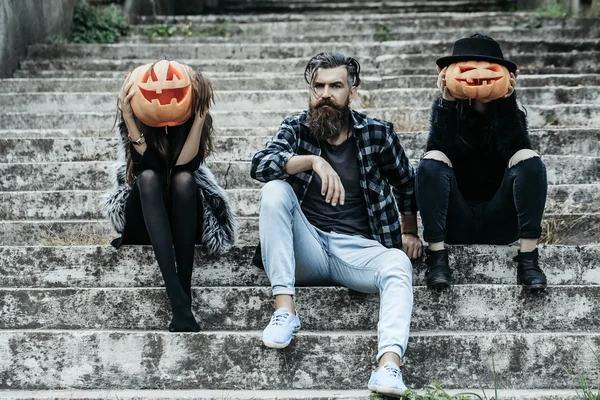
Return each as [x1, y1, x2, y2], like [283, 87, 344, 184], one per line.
[416, 157, 547, 244]
[123, 169, 200, 329]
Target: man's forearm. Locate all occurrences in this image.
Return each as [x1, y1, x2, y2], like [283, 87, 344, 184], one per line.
[285, 155, 317, 175]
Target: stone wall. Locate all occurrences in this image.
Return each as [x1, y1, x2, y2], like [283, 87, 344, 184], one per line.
[0, 0, 77, 78]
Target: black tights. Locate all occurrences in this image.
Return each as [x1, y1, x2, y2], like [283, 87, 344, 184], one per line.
[136, 169, 200, 332]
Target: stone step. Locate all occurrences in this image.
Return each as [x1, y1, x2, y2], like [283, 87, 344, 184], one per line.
[0, 389, 583, 400]
[0, 185, 596, 221]
[0, 155, 597, 192]
[2, 285, 600, 332]
[136, 12, 592, 28]
[0, 330, 598, 389]
[17, 52, 600, 75]
[128, 28, 598, 44]
[14, 66, 596, 79]
[3, 87, 599, 114]
[25, 40, 600, 61]
[1, 244, 597, 288]
[3, 74, 600, 92]
[2, 105, 598, 130]
[2, 213, 599, 246]
[138, 10, 580, 23]
[220, 0, 509, 13]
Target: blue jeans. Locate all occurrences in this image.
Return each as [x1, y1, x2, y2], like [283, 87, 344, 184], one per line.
[259, 180, 414, 361]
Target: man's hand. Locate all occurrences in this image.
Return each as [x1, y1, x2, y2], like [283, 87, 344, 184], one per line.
[312, 157, 345, 207]
[402, 233, 422, 260]
[504, 69, 519, 98]
[436, 66, 455, 101]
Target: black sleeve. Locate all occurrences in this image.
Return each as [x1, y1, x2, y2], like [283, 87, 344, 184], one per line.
[426, 97, 459, 160]
[130, 143, 165, 174]
[173, 151, 202, 173]
[491, 92, 532, 162]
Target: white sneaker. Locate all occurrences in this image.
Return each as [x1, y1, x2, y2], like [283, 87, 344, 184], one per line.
[262, 308, 301, 349]
[367, 361, 407, 396]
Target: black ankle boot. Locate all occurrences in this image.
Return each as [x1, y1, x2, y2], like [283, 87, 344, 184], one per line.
[425, 248, 452, 289]
[515, 248, 547, 291]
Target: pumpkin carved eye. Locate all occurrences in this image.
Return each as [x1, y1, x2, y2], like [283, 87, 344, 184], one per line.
[485, 65, 501, 72]
[141, 69, 159, 83]
[459, 66, 475, 73]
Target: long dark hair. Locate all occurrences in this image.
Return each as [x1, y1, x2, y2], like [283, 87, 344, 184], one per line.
[116, 66, 214, 188]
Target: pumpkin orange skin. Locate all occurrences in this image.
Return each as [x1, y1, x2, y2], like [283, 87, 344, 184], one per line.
[129, 60, 193, 127]
[445, 61, 511, 103]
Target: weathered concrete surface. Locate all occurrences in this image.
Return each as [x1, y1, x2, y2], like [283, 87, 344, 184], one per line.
[3, 134, 599, 165]
[0, 331, 598, 389]
[0, 185, 596, 220]
[3, 87, 598, 114]
[25, 40, 600, 61]
[135, 11, 592, 26]
[0, 0, 76, 78]
[1, 128, 598, 158]
[128, 28, 597, 43]
[17, 52, 600, 74]
[0, 389, 583, 400]
[2, 105, 600, 130]
[2, 213, 600, 246]
[3, 74, 600, 92]
[1, 245, 597, 288]
[1, 285, 600, 331]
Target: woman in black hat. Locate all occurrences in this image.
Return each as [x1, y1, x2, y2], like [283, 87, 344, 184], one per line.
[416, 33, 548, 290]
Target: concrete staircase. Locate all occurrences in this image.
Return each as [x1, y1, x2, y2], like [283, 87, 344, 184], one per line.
[1, 1, 599, 398]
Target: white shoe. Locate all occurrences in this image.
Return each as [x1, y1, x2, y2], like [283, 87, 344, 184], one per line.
[367, 361, 407, 396]
[262, 308, 301, 349]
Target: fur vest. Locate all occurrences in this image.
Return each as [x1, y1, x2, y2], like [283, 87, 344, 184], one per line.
[102, 121, 237, 254]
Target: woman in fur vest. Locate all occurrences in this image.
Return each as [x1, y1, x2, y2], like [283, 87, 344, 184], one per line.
[416, 34, 548, 291]
[103, 61, 236, 332]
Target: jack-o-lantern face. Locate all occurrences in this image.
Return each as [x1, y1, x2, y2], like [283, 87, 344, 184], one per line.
[445, 61, 510, 103]
[129, 60, 193, 127]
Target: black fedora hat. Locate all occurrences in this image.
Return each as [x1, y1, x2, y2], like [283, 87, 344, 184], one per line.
[436, 33, 518, 73]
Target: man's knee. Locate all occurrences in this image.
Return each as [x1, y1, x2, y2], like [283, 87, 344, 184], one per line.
[509, 149, 540, 168]
[376, 250, 413, 285]
[259, 180, 295, 209]
[421, 150, 453, 168]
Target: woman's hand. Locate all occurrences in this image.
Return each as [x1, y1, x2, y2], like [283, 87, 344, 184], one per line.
[119, 72, 135, 120]
[436, 66, 455, 101]
[504, 69, 519, 98]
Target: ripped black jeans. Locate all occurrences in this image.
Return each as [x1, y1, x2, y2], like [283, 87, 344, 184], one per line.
[415, 156, 547, 244]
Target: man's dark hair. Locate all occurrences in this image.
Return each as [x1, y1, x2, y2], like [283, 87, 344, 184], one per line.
[304, 52, 361, 88]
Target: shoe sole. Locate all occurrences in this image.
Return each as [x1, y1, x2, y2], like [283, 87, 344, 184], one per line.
[426, 279, 451, 289]
[521, 283, 547, 291]
[262, 327, 301, 349]
[368, 384, 406, 397]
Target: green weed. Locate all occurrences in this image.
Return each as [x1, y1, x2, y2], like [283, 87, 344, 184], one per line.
[374, 26, 393, 42]
[71, 0, 129, 43]
[534, 0, 570, 17]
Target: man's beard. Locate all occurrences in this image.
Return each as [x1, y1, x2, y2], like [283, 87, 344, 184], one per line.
[307, 97, 351, 142]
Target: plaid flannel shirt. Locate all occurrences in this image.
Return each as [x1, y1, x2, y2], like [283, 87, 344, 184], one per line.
[250, 109, 417, 249]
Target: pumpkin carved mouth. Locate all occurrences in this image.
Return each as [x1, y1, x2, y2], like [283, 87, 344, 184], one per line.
[138, 85, 191, 106]
[455, 76, 503, 87]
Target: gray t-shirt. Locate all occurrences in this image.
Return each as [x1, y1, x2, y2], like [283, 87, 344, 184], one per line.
[301, 137, 371, 238]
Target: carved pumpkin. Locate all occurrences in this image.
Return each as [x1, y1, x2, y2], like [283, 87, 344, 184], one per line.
[445, 60, 510, 103]
[129, 60, 193, 127]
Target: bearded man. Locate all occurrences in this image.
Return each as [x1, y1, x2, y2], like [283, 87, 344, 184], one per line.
[250, 52, 421, 396]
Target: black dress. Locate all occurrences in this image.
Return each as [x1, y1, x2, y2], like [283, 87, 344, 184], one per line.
[112, 139, 203, 247]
